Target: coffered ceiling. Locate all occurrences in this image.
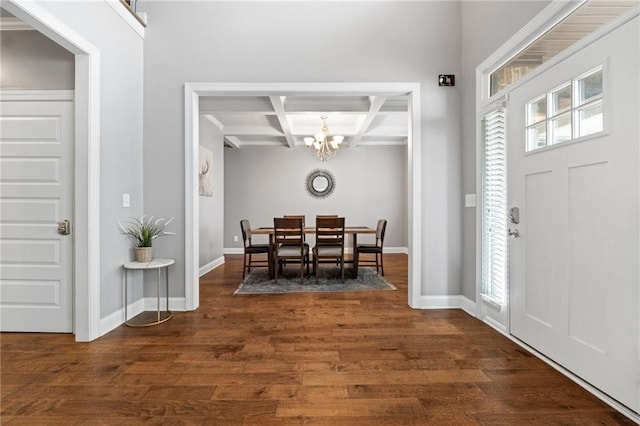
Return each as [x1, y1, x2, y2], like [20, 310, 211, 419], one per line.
[199, 95, 409, 149]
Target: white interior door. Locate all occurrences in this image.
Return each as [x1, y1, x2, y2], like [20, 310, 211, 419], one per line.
[508, 17, 639, 412]
[0, 98, 74, 332]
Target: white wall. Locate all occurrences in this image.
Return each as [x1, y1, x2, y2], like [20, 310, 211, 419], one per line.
[460, 0, 550, 301]
[30, 1, 145, 320]
[0, 29, 74, 89]
[224, 145, 407, 251]
[198, 116, 224, 268]
[141, 1, 463, 298]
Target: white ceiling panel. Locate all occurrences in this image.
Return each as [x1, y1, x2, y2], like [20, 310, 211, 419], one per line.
[200, 94, 409, 149]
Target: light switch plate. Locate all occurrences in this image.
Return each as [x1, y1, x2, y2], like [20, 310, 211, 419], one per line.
[122, 193, 130, 208]
[465, 194, 476, 207]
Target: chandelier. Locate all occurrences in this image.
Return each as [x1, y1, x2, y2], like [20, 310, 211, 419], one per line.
[304, 115, 344, 162]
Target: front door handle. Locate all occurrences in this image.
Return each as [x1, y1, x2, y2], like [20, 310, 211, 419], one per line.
[58, 219, 71, 236]
[508, 228, 520, 238]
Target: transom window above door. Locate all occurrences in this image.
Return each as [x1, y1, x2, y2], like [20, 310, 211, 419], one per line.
[488, 0, 636, 97]
[525, 66, 604, 152]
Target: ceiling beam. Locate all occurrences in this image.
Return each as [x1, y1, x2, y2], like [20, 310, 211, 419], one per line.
[221, 126, 284, 136]
[224, 136, 241, 149]
[204, 114, 224, 131]
[349, 96, 387, 149]
[269, 96, 295, 149]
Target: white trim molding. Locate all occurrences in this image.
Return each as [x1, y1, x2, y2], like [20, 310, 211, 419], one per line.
[419, 295, 476, 316]
[0, 16, 34, 30]
[104, 0, 145, 38]
[99, 296, 187, 336]
[0, 90, 74, 101]
[185, 82, 422, 313]
[199, 256, 225, 277]
[3, 1, 102, 342]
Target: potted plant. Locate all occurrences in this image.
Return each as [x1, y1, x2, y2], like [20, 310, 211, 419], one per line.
[118, 215, 174, 262]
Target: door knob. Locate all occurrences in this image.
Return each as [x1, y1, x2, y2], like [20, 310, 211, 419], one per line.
[508, 228, 520, 238]
[58, 219, 71, 235]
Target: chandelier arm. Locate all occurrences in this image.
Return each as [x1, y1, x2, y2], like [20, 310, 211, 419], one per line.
[307, 115, 342, 162]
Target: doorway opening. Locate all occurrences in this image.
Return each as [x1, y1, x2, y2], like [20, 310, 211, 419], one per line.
[3, 0, 101, 341]
[184, 83, 422, 310]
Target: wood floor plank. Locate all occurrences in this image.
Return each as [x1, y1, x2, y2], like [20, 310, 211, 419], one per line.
[0, 254, 632, 423]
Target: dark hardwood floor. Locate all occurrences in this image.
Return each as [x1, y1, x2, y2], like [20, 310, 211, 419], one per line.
[1, 254, 633, 424]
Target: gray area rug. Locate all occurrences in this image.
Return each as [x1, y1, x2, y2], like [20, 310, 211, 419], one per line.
[234, 267, 396, 295]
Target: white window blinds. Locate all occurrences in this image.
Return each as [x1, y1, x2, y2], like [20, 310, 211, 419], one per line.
[481, 108, 507, 306]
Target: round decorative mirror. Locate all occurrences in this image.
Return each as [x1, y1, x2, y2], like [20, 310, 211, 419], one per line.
[306, 169, 335, 198]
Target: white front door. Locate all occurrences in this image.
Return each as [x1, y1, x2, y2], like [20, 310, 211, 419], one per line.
[508, 17, 639, 412]
[0, 98, 74, 332]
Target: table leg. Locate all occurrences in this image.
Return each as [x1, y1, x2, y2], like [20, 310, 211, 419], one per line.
[268, 233, 275, 279]
[124, 269, 128, 323]
[165, 266, 170, 315]
[157, 268, 161, 323]
[352, 233, 359, 278]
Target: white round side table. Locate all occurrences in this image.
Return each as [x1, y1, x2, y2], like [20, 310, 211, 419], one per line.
[123, 258, 174, 327]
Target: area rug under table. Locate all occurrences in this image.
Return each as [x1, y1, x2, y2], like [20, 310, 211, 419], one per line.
[234, 267, 396, 295]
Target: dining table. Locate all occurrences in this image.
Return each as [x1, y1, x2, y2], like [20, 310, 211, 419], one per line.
[250, 226, 376, 279]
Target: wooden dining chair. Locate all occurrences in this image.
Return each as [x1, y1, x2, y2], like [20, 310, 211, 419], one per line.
[240, 219, 270, 279]
[315, 215, 339, 265]
[273, 217, 308, 284]
[355, 219, 387, 276]
[282, 215, 310, 270]
[313, 216, 345, 283]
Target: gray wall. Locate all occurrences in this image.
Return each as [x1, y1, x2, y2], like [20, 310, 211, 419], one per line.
[32, 1, 145, 319]
[199, 116, 224, 267]
[0, 29, 74, 89]
[141, 0, 463, 298]
[224, 145, 407, 251]
[459, 0, 550, 301]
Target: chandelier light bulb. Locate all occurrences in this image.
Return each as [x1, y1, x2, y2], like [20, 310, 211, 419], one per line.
[305, 115, 344, 162]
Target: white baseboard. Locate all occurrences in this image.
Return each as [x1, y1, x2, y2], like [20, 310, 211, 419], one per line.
[224, 248, 243, 255]
[481, 315, 508, 335]
[383, 246, 409, 254]
[458, 295, 477, 316]
[99, 296, 187, 337]
[418, 295, 476, 311]
[199, 256, 225, 276]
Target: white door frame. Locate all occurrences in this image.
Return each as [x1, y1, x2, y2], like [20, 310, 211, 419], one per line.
[184, 82, 422, 310]
[3, 0, 102, 342]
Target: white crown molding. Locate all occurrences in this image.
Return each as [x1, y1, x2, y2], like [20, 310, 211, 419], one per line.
[0, 17, 34, 30]
[0, 90, 74, 101]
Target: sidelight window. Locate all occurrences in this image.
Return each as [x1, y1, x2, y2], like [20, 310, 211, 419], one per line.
[481, 108, 507, 306]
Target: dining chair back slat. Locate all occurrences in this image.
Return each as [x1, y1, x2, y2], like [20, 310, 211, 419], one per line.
[273, 217, 307, 284]
[313, 216, 346, 283]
